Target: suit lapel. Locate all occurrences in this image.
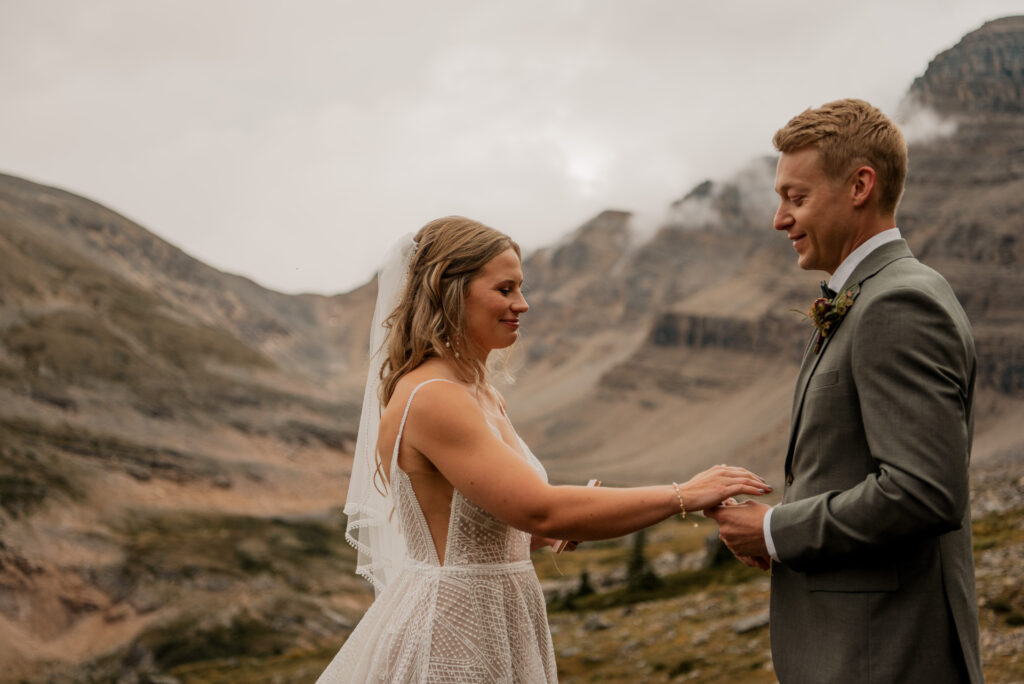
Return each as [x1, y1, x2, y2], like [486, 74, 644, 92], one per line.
[789, 333, 817, 419]
[784, 333, 830, 471]
[784, 240, 916, 475]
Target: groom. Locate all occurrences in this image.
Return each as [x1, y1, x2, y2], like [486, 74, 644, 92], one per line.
[706, 99, 983, 682]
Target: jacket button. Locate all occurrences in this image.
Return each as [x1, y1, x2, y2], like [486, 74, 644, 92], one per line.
[785, 473, 794, 486]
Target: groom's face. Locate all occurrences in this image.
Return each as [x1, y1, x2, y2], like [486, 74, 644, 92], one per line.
[773, 147, 853, 274]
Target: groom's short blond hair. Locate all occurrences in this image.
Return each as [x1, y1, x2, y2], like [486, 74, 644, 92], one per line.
[773, 98, 908, 214]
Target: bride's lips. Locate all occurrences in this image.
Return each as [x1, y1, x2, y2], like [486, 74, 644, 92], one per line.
[501, 319, 520, 329]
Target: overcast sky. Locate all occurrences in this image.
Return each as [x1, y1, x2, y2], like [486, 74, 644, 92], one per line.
[1, 1, 1019, 294]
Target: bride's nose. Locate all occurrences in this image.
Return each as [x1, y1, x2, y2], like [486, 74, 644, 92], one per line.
[512, 292, 529, 313]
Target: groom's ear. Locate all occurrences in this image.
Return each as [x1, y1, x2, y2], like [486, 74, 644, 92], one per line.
[850, 166, 877, 208]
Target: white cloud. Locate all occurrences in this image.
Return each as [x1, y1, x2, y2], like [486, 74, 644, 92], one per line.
[0, 0, 1017, 293]
[897, 95, 959, 145]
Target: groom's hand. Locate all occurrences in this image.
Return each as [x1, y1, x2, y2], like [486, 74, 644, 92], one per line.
[704, 499, 771, 559]
[736, 554, 771, 571]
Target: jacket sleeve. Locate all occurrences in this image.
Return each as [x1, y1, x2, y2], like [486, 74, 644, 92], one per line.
[770, 285, 974, 571]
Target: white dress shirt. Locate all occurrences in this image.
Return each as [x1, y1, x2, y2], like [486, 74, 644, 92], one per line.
[762, 227, 902, 561]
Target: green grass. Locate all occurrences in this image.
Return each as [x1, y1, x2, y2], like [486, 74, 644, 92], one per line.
[975, 508, 1024, 632]
[16, 506, 1024, 683]
[0, 415, 221, 483]
[535, 515, 715, 582]
[972, 507, 1024, 554]
[166, 645, 338, 684]
[540, 515, 766, 613]
[549, 559, 765, 612]
[3, 309, 152, 384]
[109, 298, 274, 373]
[54, 511, 366, 681]
[113, 510, 357, 593]
[3, 305, 272, 384]
[141, 613, 291, 669]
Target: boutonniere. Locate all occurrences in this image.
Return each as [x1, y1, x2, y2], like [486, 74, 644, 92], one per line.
[804, 284, 860, 354]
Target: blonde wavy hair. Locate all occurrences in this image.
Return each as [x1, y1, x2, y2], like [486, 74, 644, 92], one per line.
[379, 216, 521, 407]
[773, 98, 908, 214]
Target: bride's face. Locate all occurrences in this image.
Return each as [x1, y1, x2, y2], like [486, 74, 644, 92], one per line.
[463, 248, 528, 360]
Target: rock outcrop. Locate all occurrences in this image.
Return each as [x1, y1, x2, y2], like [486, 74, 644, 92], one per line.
[2, 15, 1024, 682]
[505, 16, 1024, 485]
[909, 16, 1024, 115]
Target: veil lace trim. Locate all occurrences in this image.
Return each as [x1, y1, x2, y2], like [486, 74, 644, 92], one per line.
[343, 234, 416, 595]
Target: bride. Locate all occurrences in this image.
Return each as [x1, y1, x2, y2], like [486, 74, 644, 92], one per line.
[317, 216, 770, 683]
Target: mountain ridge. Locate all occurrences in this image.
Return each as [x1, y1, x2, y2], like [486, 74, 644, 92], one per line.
[505, 16, 1024, 484]
[1, 15, 1022, 681]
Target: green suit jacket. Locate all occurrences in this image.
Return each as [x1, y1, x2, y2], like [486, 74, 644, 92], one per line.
[769, 240, 983, 683]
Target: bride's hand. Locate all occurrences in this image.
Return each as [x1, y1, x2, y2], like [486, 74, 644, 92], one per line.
[675, 465, 771, 513]
[532, 536, 577, 552]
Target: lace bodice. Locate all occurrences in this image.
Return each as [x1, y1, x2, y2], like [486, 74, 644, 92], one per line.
[317, 378, 557, 683]
[392, 379, 546, 569]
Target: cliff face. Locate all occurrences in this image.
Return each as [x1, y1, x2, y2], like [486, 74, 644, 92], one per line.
[0, 173, 378, 396]
[899, 17, 1024, 395]
[909, 16, 1024, 115]
[0, 174, 375, 679]
[504, 16, 1024, 484]
[2, 15, 1024, 682]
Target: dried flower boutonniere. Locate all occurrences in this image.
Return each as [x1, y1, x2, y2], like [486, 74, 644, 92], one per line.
[806, 284, 860, 354]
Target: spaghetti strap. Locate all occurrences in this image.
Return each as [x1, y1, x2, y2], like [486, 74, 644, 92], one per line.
[389, 378, 455, 477]
[317, 377, 557, 683]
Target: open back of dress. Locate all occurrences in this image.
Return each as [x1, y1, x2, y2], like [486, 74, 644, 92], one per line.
[317, 379, 557, 683]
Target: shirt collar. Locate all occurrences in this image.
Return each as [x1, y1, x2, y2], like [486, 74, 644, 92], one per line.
[828, 227, 902, 292]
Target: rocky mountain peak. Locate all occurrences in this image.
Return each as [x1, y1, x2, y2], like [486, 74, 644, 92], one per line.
[908, 15, 1024, 115]
[3, 17, 1024, 682]
[570, 209, 633, 248]
[524, 209, 632, 292]
[664, 156, 777, 234]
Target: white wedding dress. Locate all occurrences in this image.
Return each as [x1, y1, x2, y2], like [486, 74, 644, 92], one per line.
[317, 379, 558, 683]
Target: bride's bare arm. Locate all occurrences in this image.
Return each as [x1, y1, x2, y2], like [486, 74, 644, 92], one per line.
[403, 381, 770, 541]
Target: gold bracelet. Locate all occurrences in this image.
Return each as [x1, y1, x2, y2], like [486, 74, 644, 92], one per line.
[670, 482, 687, 519]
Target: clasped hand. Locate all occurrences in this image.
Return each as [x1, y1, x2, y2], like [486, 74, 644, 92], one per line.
[704, 498, 772, 571]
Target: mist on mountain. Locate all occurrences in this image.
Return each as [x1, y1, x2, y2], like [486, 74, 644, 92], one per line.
[1, 15, 1022, 682]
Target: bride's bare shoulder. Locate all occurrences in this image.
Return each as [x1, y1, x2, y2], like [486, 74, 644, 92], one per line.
[383, 361, 465, 414]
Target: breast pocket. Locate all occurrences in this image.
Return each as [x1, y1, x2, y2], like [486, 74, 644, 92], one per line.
[807, 369, 839, 390]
